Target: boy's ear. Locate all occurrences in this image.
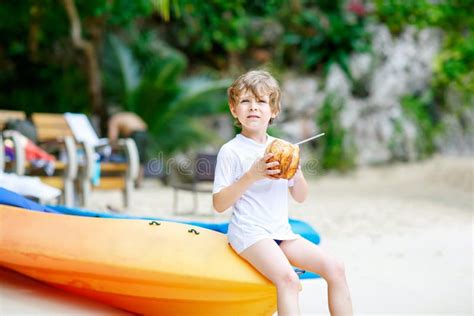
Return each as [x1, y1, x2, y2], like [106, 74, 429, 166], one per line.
[271, 110, 280, 118]
[229, 103, 237, 118]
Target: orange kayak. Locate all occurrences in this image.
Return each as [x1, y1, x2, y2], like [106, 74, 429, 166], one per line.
[0, 205, 277, 315]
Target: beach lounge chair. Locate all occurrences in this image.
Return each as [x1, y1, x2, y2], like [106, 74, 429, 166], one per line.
[32, 113, 139, 208]
[1, 110, 77, 206]
[0, 110, 26, 129]
[0, 110, 27, 173]
[170, 152, 217, 215]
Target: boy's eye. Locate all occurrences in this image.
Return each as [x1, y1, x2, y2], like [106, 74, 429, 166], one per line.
[258, 100, 267, 103]
[240, 99, 249, 103]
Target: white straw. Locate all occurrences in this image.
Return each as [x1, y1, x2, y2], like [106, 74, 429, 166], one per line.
[294, 133, 325, 146]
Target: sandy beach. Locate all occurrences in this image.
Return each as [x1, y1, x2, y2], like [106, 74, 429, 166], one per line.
[1, 155, 472, 315]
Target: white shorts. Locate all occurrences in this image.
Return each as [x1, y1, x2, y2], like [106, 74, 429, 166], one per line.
[228, 228, 301, 254]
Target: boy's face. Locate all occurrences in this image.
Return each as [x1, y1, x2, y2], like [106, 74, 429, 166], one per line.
[230, 89, 278, 133]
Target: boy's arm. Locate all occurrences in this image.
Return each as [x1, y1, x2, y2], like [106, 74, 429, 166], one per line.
[213, 153, 280, 213]
[213, 172, 255, 213]
[289, 167, 308, 203]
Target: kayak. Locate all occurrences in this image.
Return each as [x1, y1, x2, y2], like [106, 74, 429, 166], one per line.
[48, 205, 321, 245]
[0, 204, 277, 315]
[48, 205, 321, 280]
[0, 187, 321, 282]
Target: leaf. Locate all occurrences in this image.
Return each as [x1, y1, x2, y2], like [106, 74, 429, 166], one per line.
[158, 78, 231, 124]
[108, 34, 141, 94]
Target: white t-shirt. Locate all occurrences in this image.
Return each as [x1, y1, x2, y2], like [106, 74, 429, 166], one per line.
[213, 133, 301, 254]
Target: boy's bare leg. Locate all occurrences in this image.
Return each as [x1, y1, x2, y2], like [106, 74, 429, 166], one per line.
[240, 239, 301, 316]
[280, 238, 353, 316]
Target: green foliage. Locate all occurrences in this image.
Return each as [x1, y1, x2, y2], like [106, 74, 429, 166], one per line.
[374, 0, 474, 97]
[0, 1, 374, 121]
[282, 2, 370, 76]
[400, 92, 440, 158]
[159, 0, 370, 76]
[388, 117, 406, 161]
[139, 77, 231, 155]
[375, 0, 435, 34]
[316, 94, 356, 172]
[375, 0, 473, 157]
[0, 1, 88, 113]
[102, 32, 231, 155]
[375, 0, 473, 34]
[148, 0, 180, 22]
[434, 32, 474, 94]
[164, 0, 248, 66]
[0, 0, 174, 114]
[267, 125, 285, 139]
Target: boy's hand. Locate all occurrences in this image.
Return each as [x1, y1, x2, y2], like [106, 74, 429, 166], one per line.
[246, 153, 280, 182]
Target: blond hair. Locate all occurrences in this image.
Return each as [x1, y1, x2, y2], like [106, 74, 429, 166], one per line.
[227, 70, 281, 127]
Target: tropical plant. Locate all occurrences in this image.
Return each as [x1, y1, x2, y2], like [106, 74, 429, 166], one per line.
[374, 0, 474, 97]
[374, 0, 473, 156]
[102, 32, 231, 155]
[273, 0, 370, 77]
[0, 0, 177, 115]
[316, 94, 356, 172]
[162, 0, 249, 68]
[401, 92, 440, 158]
[159, 0, 371, 77]
[0, 1, 89, 114]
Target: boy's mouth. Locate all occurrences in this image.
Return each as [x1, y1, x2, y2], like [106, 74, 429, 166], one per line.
[247, 115, 260, 119]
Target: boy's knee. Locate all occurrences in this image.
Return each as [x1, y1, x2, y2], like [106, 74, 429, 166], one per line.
[334, 259, 346, 277]
[275, 271, 301, 292]
[325, 258, 346, 281]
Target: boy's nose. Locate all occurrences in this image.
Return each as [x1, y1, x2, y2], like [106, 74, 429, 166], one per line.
[249, 100, 258, 110]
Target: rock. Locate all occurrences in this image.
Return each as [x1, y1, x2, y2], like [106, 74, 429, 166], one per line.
[350, 53, 373, 81]
[279, 118, 317, 144]
[352, 109, 392, 165]
[265, 23, 449, 167]
[325, 64, 351, 99]
[280, 75, 322, 121]
[370, 26, 442, 107]
[340, 99, 363, 129]
[346, 24, 443, 164]
[436, 108, 474, 156]
[434, 85, 474, 155]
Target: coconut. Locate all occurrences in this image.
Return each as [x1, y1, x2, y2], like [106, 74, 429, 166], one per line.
[265, 139, 300, 179]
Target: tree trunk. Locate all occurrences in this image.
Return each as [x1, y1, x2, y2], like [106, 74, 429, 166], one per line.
[62, 0, 103, 120]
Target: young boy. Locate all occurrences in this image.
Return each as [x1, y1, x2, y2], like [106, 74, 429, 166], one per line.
[212, 70, 353, 316]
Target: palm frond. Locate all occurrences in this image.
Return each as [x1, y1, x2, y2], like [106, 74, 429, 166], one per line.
[108, 34, 141, 94]
[158, 78, 231, 124]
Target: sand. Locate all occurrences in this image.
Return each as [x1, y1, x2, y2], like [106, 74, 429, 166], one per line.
[1, 155, 472, 315]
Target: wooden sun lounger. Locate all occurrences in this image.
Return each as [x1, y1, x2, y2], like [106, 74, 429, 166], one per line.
[1, 110, 77, 206]
[32, 113, 139, 208]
